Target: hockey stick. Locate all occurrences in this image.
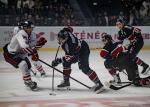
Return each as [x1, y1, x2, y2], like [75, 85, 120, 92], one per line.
[109, 83, 132, 90]
[51, 45, 60, 95]
[31, 69, 36, 76]
[105, 81, 132, 90]
[122, 71, 128, 76]
[118, 81, 132, 84]
[39, 59, 91, 89]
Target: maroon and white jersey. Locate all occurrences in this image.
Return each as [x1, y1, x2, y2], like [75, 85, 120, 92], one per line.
[7, 30, 32, 55]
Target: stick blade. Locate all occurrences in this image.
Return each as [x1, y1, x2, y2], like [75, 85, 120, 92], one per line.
[105, 81, 132, 90]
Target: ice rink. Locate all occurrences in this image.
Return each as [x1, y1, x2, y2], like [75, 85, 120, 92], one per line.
[0, 50, 150, 107]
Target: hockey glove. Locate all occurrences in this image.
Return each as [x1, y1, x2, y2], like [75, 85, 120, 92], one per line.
[36, 37, 47, 48]
[62, 55, 77, 63]
[51, 58, 62, 67]
[31, 49, 39, 61]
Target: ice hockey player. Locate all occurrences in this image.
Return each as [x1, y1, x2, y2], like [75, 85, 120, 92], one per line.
[116, 19, 150, 75]
[100, 33, 122, 84]
[51, 28, 105, 94]
[100, 33, 150, 87]
[3, 21, 38, 91]
[13, 22, 47, 77]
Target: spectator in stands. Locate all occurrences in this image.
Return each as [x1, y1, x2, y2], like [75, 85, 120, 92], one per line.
[16, 0, 23, 15]
[0, 0, 150, 26]
[142, 0, 150, 11]
[139, 5, 148, 18]
[35, 14, 41, 25]
[27, 14, 35, 24]
[104, 11, 109, 26]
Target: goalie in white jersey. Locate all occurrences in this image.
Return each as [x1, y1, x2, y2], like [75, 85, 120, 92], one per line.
[13, 22, 47, 77]
[3, 21, 39, 91]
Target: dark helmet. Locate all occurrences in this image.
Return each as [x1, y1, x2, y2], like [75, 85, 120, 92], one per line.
[101, 33, 112, 43]
[63, 26, 73, 33]
[57, 29, 69, 39]
[116, 18, 125, 24]
[22, 20, 35, 28]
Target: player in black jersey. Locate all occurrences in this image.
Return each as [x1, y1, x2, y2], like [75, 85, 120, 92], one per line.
[51, 28, 105, 93]
[116, 19, 150, 75]
[100, 33, 150, 87]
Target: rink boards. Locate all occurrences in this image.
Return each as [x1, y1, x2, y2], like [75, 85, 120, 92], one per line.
[0, 26, 150, 51]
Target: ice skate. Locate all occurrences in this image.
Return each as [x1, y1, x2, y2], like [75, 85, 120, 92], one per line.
[94, 84, 105, 94]
[57, 80, 71, 90]
[141, 64, 150, 75]
[24, 81, 38, 91]
[109, 73, 121, 86]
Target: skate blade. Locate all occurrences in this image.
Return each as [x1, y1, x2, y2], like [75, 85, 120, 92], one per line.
[142, 67, 150, 75]
[95, 87, 106, 94]
[31, 87, 39, 91]
[25, 87, 39, 91]
[57, 86, 71, 91]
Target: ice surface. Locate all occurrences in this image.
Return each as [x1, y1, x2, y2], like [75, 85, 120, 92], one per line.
[0, 50, 150, 107]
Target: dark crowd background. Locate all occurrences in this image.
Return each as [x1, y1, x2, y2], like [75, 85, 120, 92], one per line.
[0, 0, 150, 26]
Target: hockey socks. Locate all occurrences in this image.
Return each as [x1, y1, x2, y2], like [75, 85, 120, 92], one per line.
[86, 70, 105, 93]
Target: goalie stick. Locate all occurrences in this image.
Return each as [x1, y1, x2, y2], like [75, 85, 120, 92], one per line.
[39, 59, 91, 89]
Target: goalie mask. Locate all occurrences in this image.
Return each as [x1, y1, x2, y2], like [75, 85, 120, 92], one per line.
[57, 29, 69, 45]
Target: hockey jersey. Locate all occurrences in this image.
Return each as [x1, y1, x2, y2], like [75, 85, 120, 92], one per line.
[7, 30, 36, 55]
[61, 32, 81, 56]
[100, 42, 127, 59]
[118, 25, 143, 43]
[12, 27, 42, 48]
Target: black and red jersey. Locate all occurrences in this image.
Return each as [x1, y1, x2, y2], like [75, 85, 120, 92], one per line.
[100, 42, 127, 59]
[61, 32, 81, 56]
[118, 25, 143, 43]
